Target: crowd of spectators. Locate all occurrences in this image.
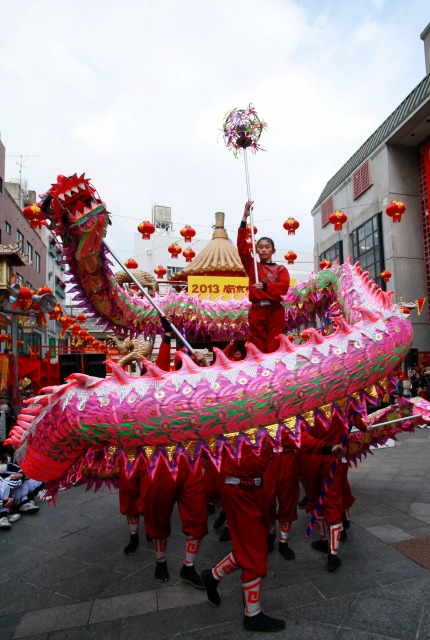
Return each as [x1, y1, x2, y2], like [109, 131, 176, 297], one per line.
[395, 364, 430, 400]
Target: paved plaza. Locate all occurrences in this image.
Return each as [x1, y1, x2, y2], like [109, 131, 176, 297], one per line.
[2, 428, 430, 640]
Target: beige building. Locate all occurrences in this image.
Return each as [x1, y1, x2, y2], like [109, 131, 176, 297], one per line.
[312, 24, 430, 361]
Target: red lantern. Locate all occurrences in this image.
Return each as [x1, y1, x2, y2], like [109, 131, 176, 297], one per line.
[17, 339, 24, 349]
[13, 286, 34, 312]
[38, 285, 53, 295]
[15, 286, 33, 300]
[380, 269, 392, 283]
[0, 333, 7, 343]
[124, 258, 139, 269]
[283, 218, 300, 236]
[76, 313, 87, 323]
[180, 225, 196, 243]
[23, 204, 46, 229]
[245, 224, 258, 239]
[183, 247, 196, 263]
[49, 304, 62, 320]
[168, 243, 182, 259]
[386, 200, 406, 223]
[329, 210, 348, 231]
[86, 335, 95, 344]
[137, 220, 155, 240]
[154, 265, 167, 279]
[320, 259, 332, 269]
[284, 251, 297, 265]
[70, 323, 82, 335]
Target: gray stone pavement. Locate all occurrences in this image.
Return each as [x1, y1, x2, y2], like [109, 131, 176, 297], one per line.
[2, 429, 430, 640]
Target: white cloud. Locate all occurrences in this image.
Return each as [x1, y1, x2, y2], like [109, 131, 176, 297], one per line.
[0, 0, 428, 258]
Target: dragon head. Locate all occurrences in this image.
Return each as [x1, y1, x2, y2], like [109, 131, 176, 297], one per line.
[41, 174, 110, 261]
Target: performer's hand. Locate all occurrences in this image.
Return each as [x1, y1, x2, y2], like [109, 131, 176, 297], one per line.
[191, 352, 208, 367]
[242, 200, 254, 220]
[253, 282, 263, 290]
[331, 444, 346, 460]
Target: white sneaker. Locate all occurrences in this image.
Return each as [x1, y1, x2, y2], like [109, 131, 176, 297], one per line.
[8, 513, 21, 523]
[19, 501, 40, 514]
[0, 516, 11, 529]
[35, 489, 47, 500]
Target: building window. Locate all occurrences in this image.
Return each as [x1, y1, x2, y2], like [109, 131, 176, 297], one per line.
[17, 230, 24, 248]
[351, 213, 385, 288]
[320, 241, 344, 265]
[353, 161, 371, 200]
[321, 196, 334, 227]
[167, 266, 183, 279]
[35, 252, 41, 273]
[0, 177, 3, 193]
[26, 242, 33, 264]
[16, 273, 23, 285]
[5, 221, 10, 234]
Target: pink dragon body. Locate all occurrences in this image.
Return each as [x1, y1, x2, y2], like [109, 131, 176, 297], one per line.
[7, 174, 430, 494]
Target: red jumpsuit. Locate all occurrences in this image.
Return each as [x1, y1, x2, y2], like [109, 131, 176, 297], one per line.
[216, 442, 272, 583]
[237, 224, 290, 353]
[143, 338, 208, 542]
[144, 457, 208, 540]
[299, 415, 348, 527]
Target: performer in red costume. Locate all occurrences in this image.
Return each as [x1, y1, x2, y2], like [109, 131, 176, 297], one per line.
[299, 411, 368, 572]
[264, 437, 299, 561]
[237, 200, 290, 353]
[143, 317, 208, 587]
[119, 457, 151, 555]
[201, 441, 286, 633]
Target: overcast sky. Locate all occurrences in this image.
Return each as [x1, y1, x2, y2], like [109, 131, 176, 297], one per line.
[1, 0, 429, 263]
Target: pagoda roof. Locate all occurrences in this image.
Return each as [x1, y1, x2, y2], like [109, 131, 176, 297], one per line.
[171, 212, 245, 279]
[0, 244, 26, 266]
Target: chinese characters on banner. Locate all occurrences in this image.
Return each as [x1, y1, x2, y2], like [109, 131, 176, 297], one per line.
[188, 276, 249, 300]
[188, 276, 296, 301]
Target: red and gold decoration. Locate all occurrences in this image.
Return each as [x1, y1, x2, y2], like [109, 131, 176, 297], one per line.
[12, 286, 34, 312]
[49, 304, 63, 320]
[124, 258, 139, 269]
[380, 270, 392, 283]
[385, 200, 406, 223]
[284, 251, 297, 265]
[180, 225, 196, 243]
[38, 285, 53, 295]
[168, 243, 182, 259]
[329, 209, 348, 231]
[137, 220, 155, 240]
[154, 265, 167, 279]
[76, 312, 87, 324]
[320, 259, 332, 270]
[183, 247, 196, 263]
[22, 204, 46, 229]
[283, 217, 300, 236]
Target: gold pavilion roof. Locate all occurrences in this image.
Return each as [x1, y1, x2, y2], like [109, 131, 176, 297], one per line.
[172, 212, 245, 279]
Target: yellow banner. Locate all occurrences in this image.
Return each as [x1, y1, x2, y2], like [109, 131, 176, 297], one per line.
[188, 276, 249, 301]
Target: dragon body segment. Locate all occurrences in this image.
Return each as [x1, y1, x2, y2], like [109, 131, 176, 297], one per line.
[7, 173, 424, 492]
